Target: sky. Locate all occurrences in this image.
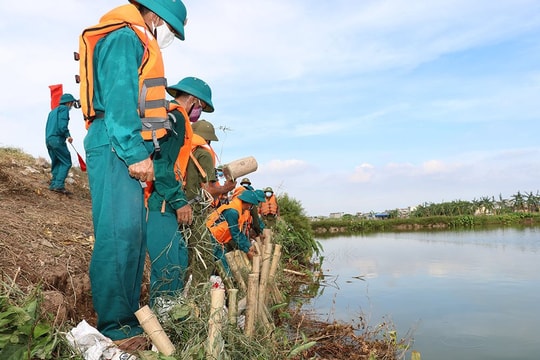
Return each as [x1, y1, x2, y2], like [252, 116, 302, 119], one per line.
[1, 0, 540, 217]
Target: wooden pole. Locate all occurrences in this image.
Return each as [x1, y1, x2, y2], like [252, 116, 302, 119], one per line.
[225, 251, 247, 292]
[258, 241, 273, 308]
[227, 288, 238, 325]
[244, 273, 259, 337]
[135, 305, 175, 356]
[207, 288, 225, 360]
[257, 240, 273, 327]
[268, 244, 284, 304]
[252, 254, 261, 276]
[232, 249, 251, 279]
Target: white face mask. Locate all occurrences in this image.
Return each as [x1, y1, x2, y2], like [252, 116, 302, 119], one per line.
[154, 22, 175, 49]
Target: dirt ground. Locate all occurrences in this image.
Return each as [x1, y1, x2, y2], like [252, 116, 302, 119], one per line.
[0, 148, 97, 325]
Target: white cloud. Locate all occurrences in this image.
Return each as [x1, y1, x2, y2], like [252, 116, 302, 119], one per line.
[349, 163, 375, 183]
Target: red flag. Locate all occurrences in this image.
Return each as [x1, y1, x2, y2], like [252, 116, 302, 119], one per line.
[77, 153, 87, 172]
[49, 84, 63, 109]
[69, 143, 87, 172]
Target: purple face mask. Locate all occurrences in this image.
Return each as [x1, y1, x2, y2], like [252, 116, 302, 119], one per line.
[189, 105, 203, 123]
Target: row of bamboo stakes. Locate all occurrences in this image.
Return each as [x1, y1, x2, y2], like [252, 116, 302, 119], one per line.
[209, 228, 284, 358]
[223, 228, 283, 329]
[134, 229, 285, 358]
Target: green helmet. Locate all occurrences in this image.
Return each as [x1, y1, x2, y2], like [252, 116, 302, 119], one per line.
[130, 0, 187, 40]
[240, 178, 251, 185]
[238, 190, 259, 205]
[59, 93, 76, 104]
[192, 120, 218, 141]
[166, 77, 214, 112]
[264, 187, 274, 193]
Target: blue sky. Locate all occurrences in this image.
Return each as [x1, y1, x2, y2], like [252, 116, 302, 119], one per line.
[1, 0, 540, 216]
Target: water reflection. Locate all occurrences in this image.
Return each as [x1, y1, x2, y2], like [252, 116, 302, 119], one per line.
[304, 228, 540, 360]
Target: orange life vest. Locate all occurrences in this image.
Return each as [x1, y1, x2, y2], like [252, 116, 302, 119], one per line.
[259, 195, 278, 216]
[230, 186, 245, 200]
[206, 197, 250, 244]
[170, 104, 193, 183]
[78, 4, 170, 146]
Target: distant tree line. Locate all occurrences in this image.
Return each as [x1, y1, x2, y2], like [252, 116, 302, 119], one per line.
[410, 191, 540, 218]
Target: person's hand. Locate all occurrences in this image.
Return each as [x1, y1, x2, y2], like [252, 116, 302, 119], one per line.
[67, 137, 73, 144]
[176, 204, 193, 225]
[128, 158, 154, 182]
[246, 244, 257, 260]
[223, 179, 236, 192]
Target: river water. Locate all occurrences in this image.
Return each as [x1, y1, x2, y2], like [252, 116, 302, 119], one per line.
[303, 227, 540, 360]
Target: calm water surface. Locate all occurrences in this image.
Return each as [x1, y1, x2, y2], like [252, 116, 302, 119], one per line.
[304, 228, 540, 360]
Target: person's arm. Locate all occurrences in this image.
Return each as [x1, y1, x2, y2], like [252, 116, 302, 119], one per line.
[222, 209, 252, 253]
[250, 206, 262, 235]
[204, 179, 236, 199]
[196, 150, 236, 198]
[57, 106, 71, 139]
[95, 28, 149, 166]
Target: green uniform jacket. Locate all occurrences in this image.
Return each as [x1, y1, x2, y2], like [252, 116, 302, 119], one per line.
[185, 145, 217, 201]
[147, 105, 188, 213]
[45, 104, 71, 142]
[85, 27, 151, 164]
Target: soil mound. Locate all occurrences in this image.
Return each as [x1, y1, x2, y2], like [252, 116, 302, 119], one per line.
[0, 148, 95, 323]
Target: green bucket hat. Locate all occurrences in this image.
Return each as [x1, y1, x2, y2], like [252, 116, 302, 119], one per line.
[238, 190, 259, 205]
[255, 189, 266, 203]
[192, 120, 218, 141]
[167, 77, 214, 112]
[59, 93, 76, 104]
[131, 0, 187, 40]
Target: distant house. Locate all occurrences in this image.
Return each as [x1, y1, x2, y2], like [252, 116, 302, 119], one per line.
[328, 212, 344, 219]
[374, 212, 389, 219]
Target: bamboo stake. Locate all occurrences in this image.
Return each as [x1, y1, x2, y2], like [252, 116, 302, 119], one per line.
[238, 250, 252, 273]
[252, 254, 261, 275]
[207, 288, 225, 360]
[268, 244, 282, 279]
[257, 241, 273, 326]
[227, 288, 238, 325]
[245, 273, 259, 337]
[225, 252, 247, 292]
[268, 244, 284, 304]
[283, 268, 306, 276]
[135, 305, 175, 356]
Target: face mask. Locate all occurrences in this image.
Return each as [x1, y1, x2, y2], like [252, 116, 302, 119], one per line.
[265, 192, 272, 197]
[189, 104, 203, 122]
[155, 22, 175, 49]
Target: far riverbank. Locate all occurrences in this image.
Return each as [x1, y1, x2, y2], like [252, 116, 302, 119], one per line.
[311, 212, 540, 235]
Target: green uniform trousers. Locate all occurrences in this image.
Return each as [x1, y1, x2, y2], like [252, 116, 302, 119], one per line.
[46, 136, 72, 190]
[146, 210, 188, 304]
[86, 142, 146, 341]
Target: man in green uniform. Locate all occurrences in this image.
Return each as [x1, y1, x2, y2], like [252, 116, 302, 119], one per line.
[146, 77, 214, 309]
[45, 93, 76, 194]
[81, 0, 187, 352]
[208, 190, 259, 275]
[185, 119, 236, 286]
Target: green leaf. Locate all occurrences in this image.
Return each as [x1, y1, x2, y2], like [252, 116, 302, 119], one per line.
[33, 322, 52, 339]
[287, 341, 317, 358]
[0, 342, 29, 360]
